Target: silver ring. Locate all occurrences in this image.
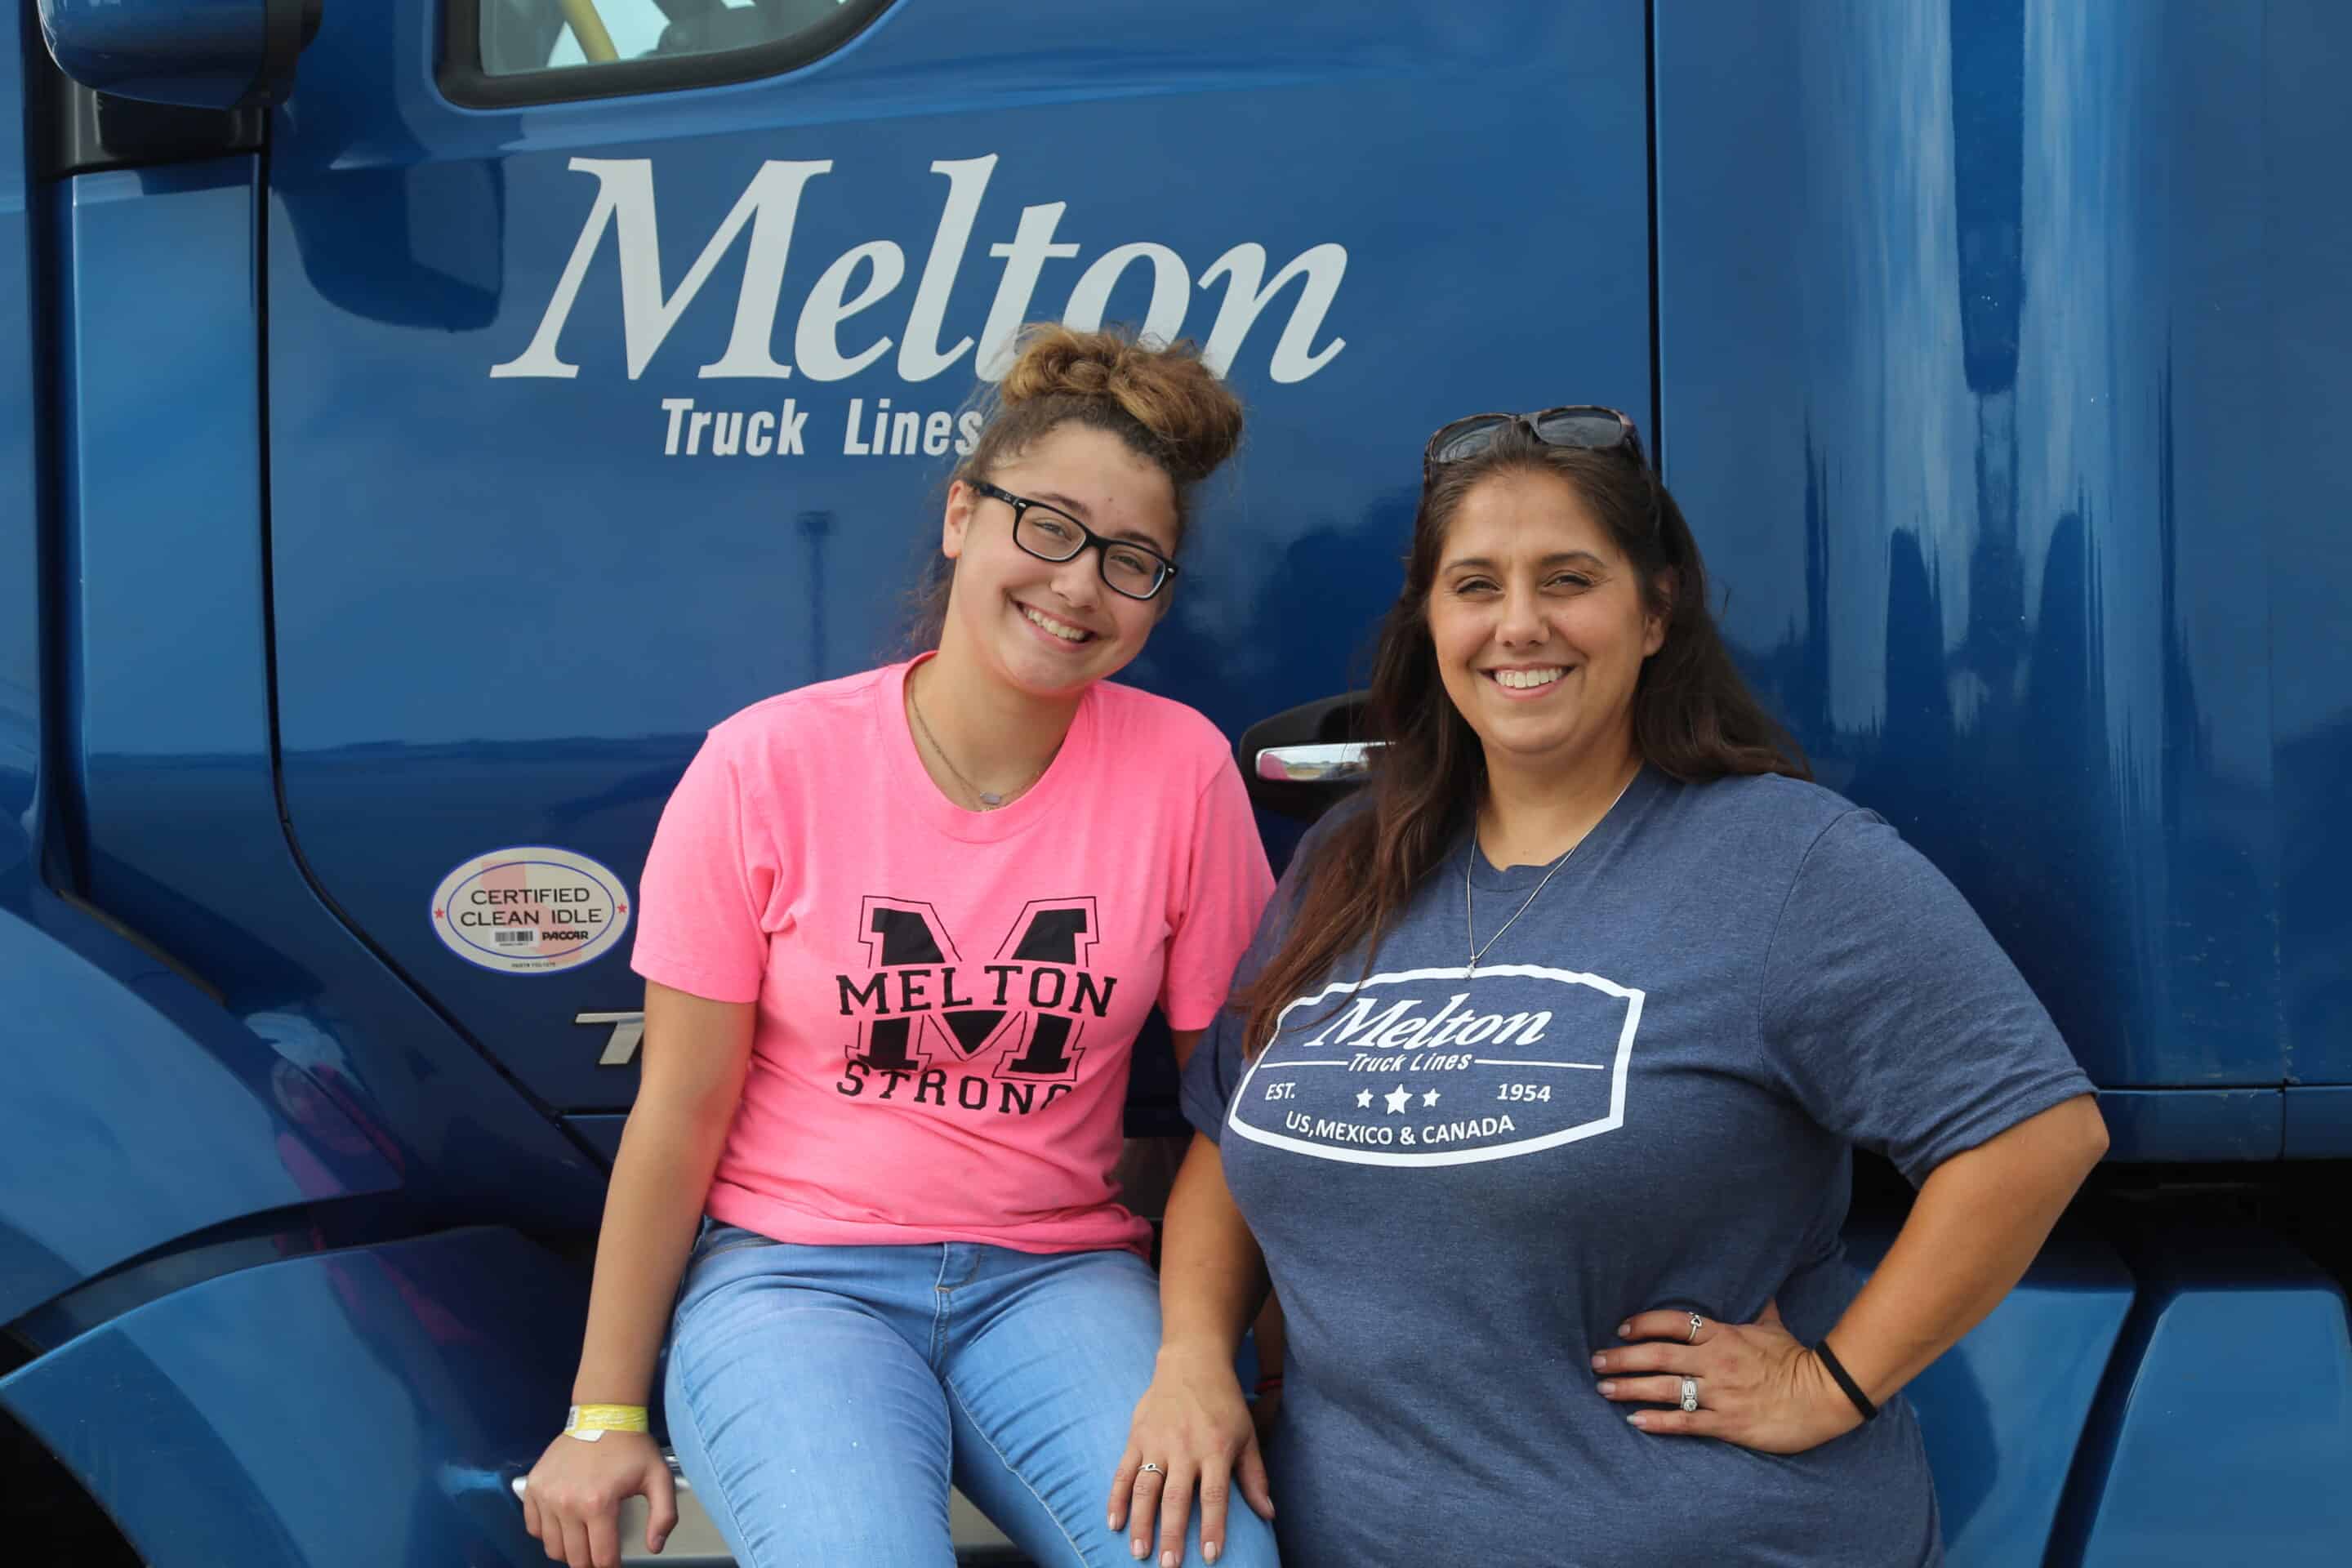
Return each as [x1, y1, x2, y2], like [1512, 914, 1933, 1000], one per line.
[1679, 1376, 1699, 1413]
[1686, 1311, 1704, 1343]
[1137, 1463, 1165, 1477]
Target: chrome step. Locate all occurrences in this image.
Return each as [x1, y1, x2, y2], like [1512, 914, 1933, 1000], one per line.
[512, 1452, 1027, 1565]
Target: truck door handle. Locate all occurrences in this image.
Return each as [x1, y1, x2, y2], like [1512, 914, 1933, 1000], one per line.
[1254, 742, 1378, 782]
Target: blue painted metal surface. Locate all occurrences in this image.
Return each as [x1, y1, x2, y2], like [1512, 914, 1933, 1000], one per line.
[0, 900, 399, 1323]
[2282, 1086, 2352, 1160]
[261, 0, 1652, 1112]
[49, 157, 606, 1264]
[0, 1227, 586, 1568]
[1847, 1219, 2136, 1567]
[36, 0, 271, 109]
[2062, 1226, 2352, 1565]
[0, 0, 397, 1339]
[0, 0, 41, 884]
[0, 0, 2345, 1560]
[1655, 0, 2319, 1098]
[562, 1112, 626, 1165]
[2095, 1089, 2280, 1163]
[2264, 0, 2352, 1094]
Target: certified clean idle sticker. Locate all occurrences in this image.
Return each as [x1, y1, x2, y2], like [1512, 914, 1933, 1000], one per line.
[430, 847, 630, 974]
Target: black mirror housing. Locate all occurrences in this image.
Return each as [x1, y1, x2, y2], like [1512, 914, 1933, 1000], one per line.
[38, 0, 323, 110]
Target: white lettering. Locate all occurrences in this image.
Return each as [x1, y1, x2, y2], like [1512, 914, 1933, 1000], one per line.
[1494, 1010, 1550, 1046]
[1310, 1118, 1396, 1146]
[977, 203, 1080, 380]
[1303, 997, 1417, 1051]
[1307, 996, 1553, 1054]
[491, 157, 831, 381]
[495, 162, 1352, 387]
[898, 156, 996, 381]
[795, 241, 906, 381]
[1198, 242, 1348, 381]
[1422, 1115, 1517, 1146]
[746, 409, 775, 456]
[1063, 242, 1190, 345]
[1383, 992, 1467, 1051]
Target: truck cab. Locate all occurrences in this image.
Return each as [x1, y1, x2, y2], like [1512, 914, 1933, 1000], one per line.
[2, 2, 2347, 1564]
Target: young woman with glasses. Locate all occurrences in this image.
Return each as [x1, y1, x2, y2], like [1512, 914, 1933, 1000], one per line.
[522, 327, 1281, 1568]
[1117, 409, 2109, 1566]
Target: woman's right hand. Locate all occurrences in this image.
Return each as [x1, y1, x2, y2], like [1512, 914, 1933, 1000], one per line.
[521, 1428, 678, 1567]
[1110, 1345, 1275, 1567]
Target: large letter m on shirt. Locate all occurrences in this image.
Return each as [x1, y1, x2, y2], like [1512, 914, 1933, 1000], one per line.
[836, 896, 1113, 1084]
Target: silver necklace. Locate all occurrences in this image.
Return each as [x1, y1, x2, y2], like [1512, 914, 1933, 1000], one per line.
[1464, 772, 1637, 973]
[907, 682, 1049, 811]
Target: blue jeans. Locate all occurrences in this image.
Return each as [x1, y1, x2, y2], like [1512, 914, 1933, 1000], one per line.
[664, 1223, 1280, 1568]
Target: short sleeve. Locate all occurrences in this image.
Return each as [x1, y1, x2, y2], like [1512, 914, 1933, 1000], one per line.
[630, 732, 775, 1004]
[1757, 811, 2096, 1185]
[1158, 755, 1276, 1031]
[1179, 801, 1344, 1142]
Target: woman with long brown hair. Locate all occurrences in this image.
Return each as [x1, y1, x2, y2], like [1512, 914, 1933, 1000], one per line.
[1111, 409, 2108, 1566]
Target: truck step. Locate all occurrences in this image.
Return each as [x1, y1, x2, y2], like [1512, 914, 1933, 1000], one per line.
[512, 1451, 1031, 1565]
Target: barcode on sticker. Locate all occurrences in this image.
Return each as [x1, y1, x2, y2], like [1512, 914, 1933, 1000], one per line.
[494, 930, 533, 946]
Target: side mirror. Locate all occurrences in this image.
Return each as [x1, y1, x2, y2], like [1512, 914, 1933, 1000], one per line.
[38, 0, 323, 110]
[1238, 693, 1379, 822]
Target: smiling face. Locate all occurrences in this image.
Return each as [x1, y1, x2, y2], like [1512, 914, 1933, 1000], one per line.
[1425, 467, 1666, 777]
[938, 423, 1179, 700]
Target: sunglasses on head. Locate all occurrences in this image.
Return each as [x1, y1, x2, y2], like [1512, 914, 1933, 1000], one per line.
[1422, 405, 1649, 484]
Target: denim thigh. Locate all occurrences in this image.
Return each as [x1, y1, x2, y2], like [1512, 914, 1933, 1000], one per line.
[938, 1246, 1280, 1568]
[662, 1227, 1278, 1568]
[663, 1227, 958, 1568]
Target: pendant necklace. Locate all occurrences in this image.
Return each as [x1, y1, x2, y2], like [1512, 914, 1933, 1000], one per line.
[1465, 771, 1637, 974]
[908, 680, 1051, 811]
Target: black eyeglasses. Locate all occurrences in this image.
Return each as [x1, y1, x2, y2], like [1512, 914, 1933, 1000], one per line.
[969, 480, 1180, 602]
[1423, 405, 1649, 483]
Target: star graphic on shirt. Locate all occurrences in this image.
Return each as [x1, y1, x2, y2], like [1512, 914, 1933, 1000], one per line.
[1422, 1089, 1441, 1107]
[1356, 1088, 1374, 1108]
[1383, 1084, 1411, 1115]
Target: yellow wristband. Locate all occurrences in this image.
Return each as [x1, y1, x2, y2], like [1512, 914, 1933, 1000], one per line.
[563, 1404, 650, 1444]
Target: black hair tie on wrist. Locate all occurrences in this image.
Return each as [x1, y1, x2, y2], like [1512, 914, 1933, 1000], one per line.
[1815, 1338, 1878, 1422]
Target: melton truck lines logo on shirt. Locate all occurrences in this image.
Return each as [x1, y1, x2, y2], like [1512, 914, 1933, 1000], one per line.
[833, 894, 1116, 1118]
[488, 155, 1349, 457]
[1228, 964, 1646, 1166]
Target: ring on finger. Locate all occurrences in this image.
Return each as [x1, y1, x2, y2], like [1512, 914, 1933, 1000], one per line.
[1137, 1463, 1165, 1477]
[1679, 1376, 1699, 1412]
[1686, 1311, 1704, 1343]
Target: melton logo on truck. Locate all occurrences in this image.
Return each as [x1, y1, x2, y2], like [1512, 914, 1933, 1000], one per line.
[489, 155, 1349, 457]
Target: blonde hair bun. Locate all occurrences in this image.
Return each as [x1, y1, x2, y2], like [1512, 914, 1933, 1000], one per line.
[996, 324, 1244, 486]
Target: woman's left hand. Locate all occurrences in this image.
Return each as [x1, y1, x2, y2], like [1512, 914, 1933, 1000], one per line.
[1592, 1300, 1864, 1454]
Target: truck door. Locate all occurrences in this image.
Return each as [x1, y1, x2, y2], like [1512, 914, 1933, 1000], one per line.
[260, 1, 1653, 1120]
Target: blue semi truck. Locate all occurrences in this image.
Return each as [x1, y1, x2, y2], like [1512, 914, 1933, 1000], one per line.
[2, 2, 2347, 1564]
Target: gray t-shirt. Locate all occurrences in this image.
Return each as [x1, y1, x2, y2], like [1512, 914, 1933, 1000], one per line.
[1181, 767, 2093, 1568]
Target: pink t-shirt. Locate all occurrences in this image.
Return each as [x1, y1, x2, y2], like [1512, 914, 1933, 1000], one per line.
[631, 657, 1275, 1255]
